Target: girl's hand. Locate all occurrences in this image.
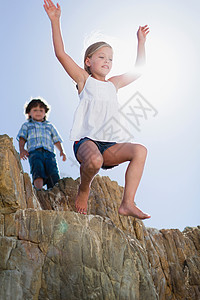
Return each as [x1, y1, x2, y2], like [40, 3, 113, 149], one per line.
[137, 25, 149, 43]
[43, 0, 61, 21]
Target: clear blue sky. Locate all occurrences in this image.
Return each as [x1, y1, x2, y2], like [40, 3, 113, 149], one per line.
[1, 0, 200, 230]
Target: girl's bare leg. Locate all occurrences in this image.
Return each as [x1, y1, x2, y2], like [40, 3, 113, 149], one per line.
[103, 143, 150, 219]
[76, 141, 103, 214]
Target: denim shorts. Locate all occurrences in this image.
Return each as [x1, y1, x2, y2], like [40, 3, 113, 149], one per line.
[28, 148, 60, 188]
[73, 137, 118, 170]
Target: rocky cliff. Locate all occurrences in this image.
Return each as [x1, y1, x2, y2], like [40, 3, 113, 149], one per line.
[0, 134, 199, 300]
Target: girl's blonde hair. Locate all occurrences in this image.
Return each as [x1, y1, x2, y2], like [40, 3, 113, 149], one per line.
[84, 41, 112, 75]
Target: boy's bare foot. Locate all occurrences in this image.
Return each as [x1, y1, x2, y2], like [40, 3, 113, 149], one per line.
[75, 186, 90, 215]
[34, 178, 43, 190]
[118, 202, 151, 220]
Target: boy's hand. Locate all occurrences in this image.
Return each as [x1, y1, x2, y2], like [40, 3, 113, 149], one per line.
[60, 151, 67, 162]
[43, 0, 61, 21]
[20, 149, 29, 160]
[137, 25, 149, 43]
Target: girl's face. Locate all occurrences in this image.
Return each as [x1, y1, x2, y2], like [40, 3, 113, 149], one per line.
[28, 105, 46, 122]
[85, 46, 113, 80]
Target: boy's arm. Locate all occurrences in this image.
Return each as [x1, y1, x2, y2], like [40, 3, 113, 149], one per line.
[19, 137, 29, 160]
[54, 141, 67, 161]
[43, 0, 88, 85]
[109, 25, 149, 90]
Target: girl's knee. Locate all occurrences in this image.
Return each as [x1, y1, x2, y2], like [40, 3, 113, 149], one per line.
[83, 153, 103, 171]
[140, 144, 147, 156]
[133, 144, 147, 160]
[90, 153, 104, 169]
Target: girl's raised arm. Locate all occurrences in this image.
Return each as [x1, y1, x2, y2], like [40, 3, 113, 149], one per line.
[109, 25, 149, 90]
[43, 0, 88, 85]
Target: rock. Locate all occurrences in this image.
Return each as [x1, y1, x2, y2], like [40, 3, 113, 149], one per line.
[0, 135, 26, 213]
[23, 173, 41, 210]
[36, 176, 145, 243]
[0, 134, 199, 300]
[144, 227, 200, 299]
[1, 210, 157, 300]
[0, 135, 41, 214]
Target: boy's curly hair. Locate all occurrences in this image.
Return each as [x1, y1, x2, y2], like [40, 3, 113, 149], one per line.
[25, 98, 50, 120]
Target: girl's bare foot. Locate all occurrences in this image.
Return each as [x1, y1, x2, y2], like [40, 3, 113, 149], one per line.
[75, 186, 90, 215]
[118, 202, 151, 220]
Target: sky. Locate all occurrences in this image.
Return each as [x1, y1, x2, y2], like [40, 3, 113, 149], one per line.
[1, 0, 200, 231]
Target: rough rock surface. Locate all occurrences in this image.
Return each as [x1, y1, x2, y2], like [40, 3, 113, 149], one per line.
[0, 135, 199, 300]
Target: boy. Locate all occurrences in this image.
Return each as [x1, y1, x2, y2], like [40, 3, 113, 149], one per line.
[17, 98, 66, 190]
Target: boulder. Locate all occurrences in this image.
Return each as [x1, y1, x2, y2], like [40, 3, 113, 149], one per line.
[0, 135, 199, 300]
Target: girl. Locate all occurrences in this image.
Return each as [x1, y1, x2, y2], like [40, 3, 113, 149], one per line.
[44, 0, 150, 219]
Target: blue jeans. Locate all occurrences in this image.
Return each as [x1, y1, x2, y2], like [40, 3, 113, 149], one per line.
[28, 148, 60, 188]
[73, 137, 118, 170]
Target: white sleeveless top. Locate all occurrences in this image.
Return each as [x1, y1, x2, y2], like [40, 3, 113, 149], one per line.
[70, 76, 133, 143]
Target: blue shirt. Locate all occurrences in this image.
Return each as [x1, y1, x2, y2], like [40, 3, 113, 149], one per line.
[16, 119, 62, 153]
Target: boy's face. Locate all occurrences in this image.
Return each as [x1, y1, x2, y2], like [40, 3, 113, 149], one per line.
[28, 105, 46, 122]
